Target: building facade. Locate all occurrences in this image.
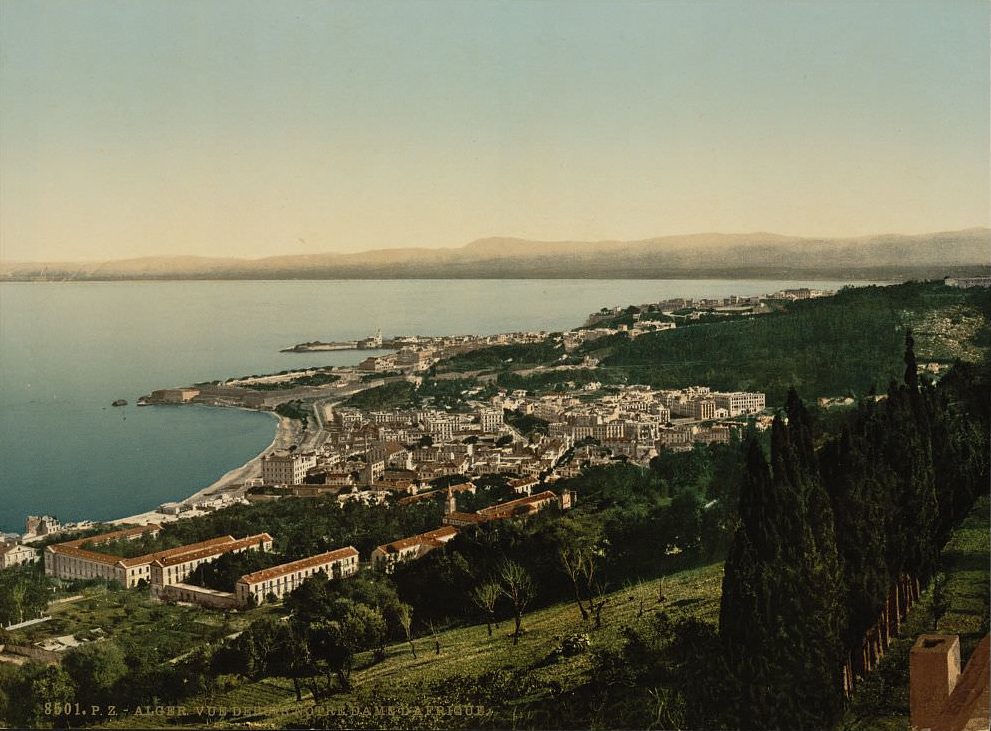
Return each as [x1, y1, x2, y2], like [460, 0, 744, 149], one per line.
[370, 527, 458, 572]
[149, 533, 273, 595]
[713, 392, 766, 416]
[0, 542, 38, 569]
[261, 452, 318, 484]
[235, 546, 359, 605]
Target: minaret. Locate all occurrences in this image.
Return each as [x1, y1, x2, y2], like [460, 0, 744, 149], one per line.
[445, 485, 457, 515]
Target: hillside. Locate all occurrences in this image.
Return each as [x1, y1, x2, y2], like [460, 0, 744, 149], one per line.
[89, 496, 990, 730]
[100, 562, 725, 730]
[1, 228, 988, 281]
[434, 281, 991, 405]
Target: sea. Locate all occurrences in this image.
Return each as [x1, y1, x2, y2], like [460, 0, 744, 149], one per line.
[0, 279, 868, 533]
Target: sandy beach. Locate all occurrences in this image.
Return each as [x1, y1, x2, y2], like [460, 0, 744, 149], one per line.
[109, 411, 301, 527]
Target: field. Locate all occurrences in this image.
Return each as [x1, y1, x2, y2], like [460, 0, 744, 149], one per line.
[101, 562, 725, 729]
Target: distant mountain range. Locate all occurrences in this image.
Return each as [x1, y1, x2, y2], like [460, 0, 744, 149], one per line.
[2, 229, 988, 281]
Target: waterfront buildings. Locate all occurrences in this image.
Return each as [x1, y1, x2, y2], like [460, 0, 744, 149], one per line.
[148, 388, 201, 403]
[24, 515, 61, 538]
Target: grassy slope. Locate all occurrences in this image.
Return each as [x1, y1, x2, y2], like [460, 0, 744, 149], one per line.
[106, 494, 989, 731]
[102, 563, 725, 729]
[842, 496, 990, 731]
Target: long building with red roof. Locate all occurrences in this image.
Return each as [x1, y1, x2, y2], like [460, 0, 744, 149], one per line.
[234, 546, 358, 605]
[370, 526, 458, 572]
[149, 533, 273, 595]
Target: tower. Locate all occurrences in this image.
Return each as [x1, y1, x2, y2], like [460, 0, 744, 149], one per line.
[445, 485, 457, 515]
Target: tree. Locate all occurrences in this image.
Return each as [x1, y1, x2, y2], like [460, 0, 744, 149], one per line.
[471, 583, 500, 637]
[395, 602, 416, 657]
[63, 641, 128, 709]
[496, 560, 534, 645]
[269, 621, 314, 701]
[720, 407, 845, 730]
[306, 598, 386, 693]
[930, 571, 950, 631]
[904, 329, 919, 391]
[8, 581, 27, 625]
[25, 665, 76, 728]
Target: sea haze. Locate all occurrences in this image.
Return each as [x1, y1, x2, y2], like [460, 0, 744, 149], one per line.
[0, 278, 870, 532]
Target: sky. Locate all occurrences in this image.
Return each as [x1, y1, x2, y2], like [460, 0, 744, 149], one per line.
[0, 0, 988, 262]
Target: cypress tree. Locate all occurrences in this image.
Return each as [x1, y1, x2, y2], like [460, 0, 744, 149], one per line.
[904, 329, 919, 392]
[720, 401, 844, 730]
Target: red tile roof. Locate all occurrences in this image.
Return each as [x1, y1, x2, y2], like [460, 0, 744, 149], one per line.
[151, 533, 272, 568]
[123, 535, 236, 567]
[477, 490, 557, 517]
[374, 526, 458, 555]
[236, 546, 358, 586]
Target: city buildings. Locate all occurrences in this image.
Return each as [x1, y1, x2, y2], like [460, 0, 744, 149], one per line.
[149, 533, 273, 597]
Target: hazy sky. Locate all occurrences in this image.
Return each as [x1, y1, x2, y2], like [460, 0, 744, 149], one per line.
[1, 1, 988, 261]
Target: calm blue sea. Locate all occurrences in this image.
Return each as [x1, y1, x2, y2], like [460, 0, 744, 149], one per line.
[0, 279, 867, 532]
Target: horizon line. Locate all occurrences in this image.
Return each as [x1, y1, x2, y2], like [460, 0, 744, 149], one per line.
[2, 225, 989, 266]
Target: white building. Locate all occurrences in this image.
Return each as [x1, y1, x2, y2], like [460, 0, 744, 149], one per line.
[713, 392, 766, 416]
[235, 546, 359, 605]
[261, 451, 318, 485]
[476, 407, 504, 433]
[0, 542, 38, 569]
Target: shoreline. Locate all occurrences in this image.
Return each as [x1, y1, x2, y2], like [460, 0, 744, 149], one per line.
[108, 409, 301, 527]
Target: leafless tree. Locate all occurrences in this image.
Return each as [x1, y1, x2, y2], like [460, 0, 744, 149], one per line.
[397, 603, 416, 658]
[471, 582, 500, 637]
[496, 560, 535, 645]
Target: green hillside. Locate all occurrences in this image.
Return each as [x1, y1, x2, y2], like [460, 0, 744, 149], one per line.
[431, 281, 990, 405]
[592, 282, 989, 404]
[100, 562, 724, 729]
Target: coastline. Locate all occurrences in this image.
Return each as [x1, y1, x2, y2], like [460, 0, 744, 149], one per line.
[108, 410, 301, 527]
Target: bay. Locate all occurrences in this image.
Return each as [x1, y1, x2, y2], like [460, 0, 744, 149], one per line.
[0, 278, 867, 532]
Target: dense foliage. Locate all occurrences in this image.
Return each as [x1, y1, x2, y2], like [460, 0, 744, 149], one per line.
[434, 339, 565, 373]
[709, 345, 989, 729]
[341, 381, 416, 409]
[594, 282, 988, 404]
[0, 565, 49, 626]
